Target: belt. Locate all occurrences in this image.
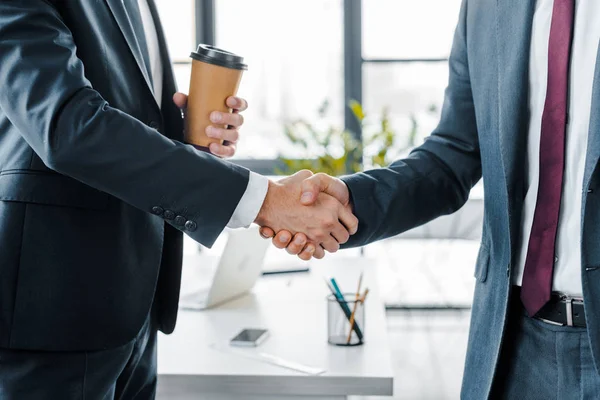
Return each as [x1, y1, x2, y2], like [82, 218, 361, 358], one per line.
[512, 286, 586, 328]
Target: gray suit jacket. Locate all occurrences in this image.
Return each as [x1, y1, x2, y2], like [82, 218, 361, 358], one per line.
[343, 1, 600, 398]
[0, 0, 249, 351]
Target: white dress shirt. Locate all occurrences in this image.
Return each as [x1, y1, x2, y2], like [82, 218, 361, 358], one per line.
[138, 0, 269, 229]
[137, 0, 163, 106]
[514, 0, 600, 296]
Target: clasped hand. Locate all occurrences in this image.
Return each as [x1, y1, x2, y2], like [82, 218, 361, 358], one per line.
[255, 171, 355, 260]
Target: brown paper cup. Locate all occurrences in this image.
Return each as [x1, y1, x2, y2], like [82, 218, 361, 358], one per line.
[185, 45, 247, 151]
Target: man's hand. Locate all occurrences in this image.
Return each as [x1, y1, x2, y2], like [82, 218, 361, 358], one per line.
[258, 173, 353, 260]
[255, 171, 357, 257]
[173, 92, 248, 158]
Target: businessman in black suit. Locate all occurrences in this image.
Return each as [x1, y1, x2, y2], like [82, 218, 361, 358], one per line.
[0, 1, 357, 398]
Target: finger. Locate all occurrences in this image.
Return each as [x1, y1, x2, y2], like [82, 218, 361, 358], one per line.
[272, 230, 293, 249]
[300, 173, 346, 206]
[320, 236, 340, 253]
[209, 142, 236, 158]
[330, 221, 350, 245]
[210, 111, 244, 128]
[312, 245, 326, 259]
[206, 126, 240, 143]
[298, 243, 316, 261]
[286, 233, 308, 255]
[299, 175, 322, 205]
[226, 96, 248, 112]
[338, 205, 359, 235]
[260, 227, 275, 239]
[172, 92, 188, 109]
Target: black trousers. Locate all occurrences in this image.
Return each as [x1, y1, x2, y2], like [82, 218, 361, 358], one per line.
[0, 312, 157, 399]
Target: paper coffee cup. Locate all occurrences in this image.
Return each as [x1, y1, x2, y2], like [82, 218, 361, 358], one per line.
[185, 44, 247, 151]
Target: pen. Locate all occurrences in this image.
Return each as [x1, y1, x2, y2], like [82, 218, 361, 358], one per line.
[323, 277, 336, 294]
[346, 272, 364, 343]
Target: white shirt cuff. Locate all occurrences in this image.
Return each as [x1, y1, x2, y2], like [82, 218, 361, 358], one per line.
[226, 171, 269, 229]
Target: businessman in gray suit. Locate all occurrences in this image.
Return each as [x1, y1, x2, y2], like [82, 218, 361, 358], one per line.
[262, 0, 600, 398]
[0, 0, 357, 398]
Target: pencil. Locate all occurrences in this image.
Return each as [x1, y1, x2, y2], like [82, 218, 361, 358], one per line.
[361, 288, 370, 303]
[348, 288, 369, 342]
[346, 272, 364, 344]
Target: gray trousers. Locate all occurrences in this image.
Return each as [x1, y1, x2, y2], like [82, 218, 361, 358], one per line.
[492, 296, 600, 400]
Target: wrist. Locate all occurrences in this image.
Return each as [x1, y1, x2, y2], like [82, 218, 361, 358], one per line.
[255, 180, 281, 227]
[338, 179, 353, 210]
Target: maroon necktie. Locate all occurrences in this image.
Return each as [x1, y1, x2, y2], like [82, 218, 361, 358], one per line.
[521, 0, 575, 316]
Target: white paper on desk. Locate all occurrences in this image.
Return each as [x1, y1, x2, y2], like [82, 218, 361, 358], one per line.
[210, 344, 326, 376]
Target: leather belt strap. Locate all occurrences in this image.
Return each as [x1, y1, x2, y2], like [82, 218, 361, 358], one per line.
[512, 286, 586, 328]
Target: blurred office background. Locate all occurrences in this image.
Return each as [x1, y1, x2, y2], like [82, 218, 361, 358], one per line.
[155, 1, 480, 398]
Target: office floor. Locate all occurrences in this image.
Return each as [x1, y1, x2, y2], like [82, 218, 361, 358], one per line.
[353, 310, 471, 400]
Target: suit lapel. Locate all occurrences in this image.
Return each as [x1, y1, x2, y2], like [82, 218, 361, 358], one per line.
[496, 0, 536, 199]
[105, 0, 155, 102]
[582, 42, 600, 192]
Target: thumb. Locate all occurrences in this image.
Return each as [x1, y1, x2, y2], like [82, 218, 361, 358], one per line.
[300, 173, 347, 206]
[278, 169, 313, 185]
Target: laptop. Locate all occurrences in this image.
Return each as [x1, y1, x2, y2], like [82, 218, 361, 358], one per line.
[179, 226, 270, 310]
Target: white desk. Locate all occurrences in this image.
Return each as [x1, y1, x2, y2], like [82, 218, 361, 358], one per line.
[157, 256, 394, 399]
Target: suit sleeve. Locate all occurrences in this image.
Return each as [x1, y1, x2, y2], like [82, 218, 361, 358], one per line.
[342, 0, 481, 248]
[0, 1, 250, 247]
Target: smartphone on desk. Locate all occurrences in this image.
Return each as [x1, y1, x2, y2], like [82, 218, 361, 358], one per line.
[230, 328, 270, 347]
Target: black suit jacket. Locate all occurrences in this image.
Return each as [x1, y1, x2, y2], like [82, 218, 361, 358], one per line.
[0, 0, 250, 351]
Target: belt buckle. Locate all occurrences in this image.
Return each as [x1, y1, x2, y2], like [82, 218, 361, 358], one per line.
[558, 293, 582, 327]
[564, 297, 574, 327]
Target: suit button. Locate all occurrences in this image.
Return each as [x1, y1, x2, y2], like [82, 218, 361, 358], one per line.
[174, 216, 186, 226]
[149, 120, 159, 129]
[185, 220, 197, 232]
[151, 206, 164, 216]
[163, 210, 175, 220]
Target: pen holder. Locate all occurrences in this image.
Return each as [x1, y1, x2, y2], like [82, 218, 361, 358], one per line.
[327, 293, 365, 346]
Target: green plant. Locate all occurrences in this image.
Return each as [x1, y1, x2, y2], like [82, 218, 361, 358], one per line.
[277, 99, 426, 176]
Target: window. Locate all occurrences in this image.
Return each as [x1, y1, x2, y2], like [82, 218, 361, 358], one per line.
[154, 0, 463, 170]
[154, 0, 195, 91]
[214, 0, 344, 160]
[362, 0, 460, 60]
[361, 0, 462, 147]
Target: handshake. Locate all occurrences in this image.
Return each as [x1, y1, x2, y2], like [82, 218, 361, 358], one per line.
[254, 170, 357, 261]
